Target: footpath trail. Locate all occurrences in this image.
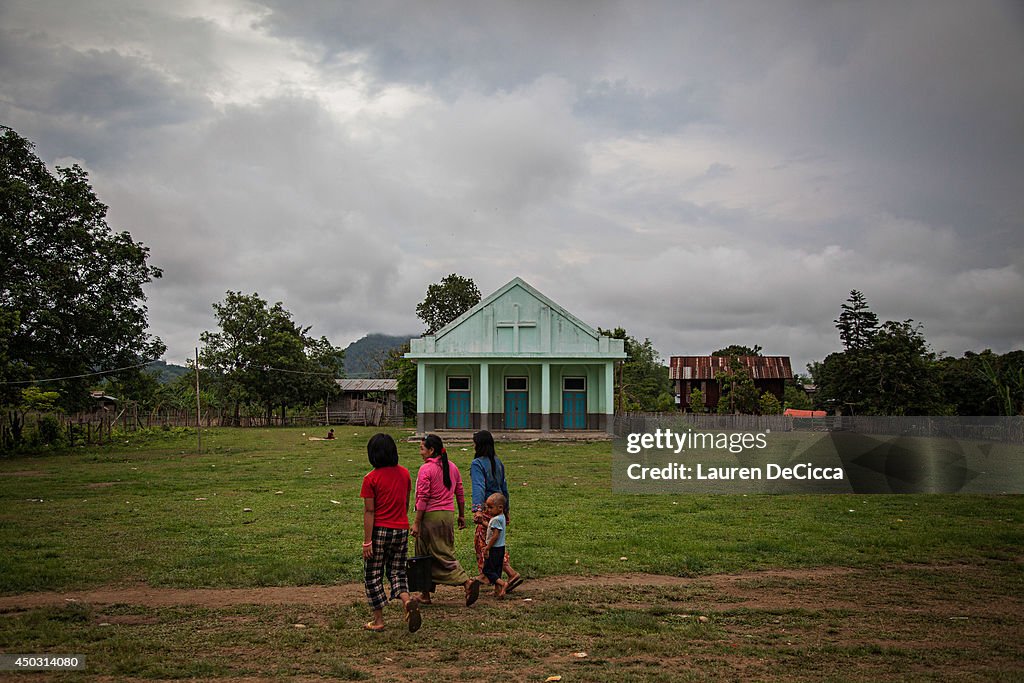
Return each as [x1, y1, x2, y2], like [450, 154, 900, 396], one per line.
[0, 564, 1019, 617]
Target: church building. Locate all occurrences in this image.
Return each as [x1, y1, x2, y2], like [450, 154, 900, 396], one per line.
[406, 277, 626, 434]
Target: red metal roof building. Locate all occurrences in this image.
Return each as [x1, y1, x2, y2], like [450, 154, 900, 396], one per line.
[669, 356, 793, 412]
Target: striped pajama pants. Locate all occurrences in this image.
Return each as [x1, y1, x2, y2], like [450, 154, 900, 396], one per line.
[363, 526, 410, 610]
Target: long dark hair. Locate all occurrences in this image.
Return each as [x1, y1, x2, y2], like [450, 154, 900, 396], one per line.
[422, 433, 451, 489]
[473, 429, 498, 477]
[367, 433, 399, 468]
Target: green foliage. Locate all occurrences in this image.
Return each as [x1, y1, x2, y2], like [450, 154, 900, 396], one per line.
[714, 355, 759, 414]
[34, 415, 63, 446]
[688, 388, 705, 413]
[834, 290, 879, 352]
[783, 382, 812, 410]
[712, 344, 762, 357]
[759, 391, 782, 415]
[199, 292, 344, 423]
[0, 126, 165, 414]
[415, 273, 481, 334]
[979, 351, 1024, 416]
[381, 342, 417, 417]
[813, 292, 949, 415]
[20, 386, 60, 412]
[599, 327, 673, 412]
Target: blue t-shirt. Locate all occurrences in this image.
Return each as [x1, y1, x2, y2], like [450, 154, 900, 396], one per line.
[486, 513, 506, 548]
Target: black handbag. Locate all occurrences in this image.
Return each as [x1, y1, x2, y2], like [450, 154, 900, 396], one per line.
[406, 555, 434, 593]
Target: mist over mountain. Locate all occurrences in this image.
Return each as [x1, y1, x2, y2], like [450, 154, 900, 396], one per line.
[343, 334, 413, 378]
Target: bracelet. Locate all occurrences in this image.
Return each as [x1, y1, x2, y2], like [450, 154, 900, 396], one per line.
[362, 542, 372, 547]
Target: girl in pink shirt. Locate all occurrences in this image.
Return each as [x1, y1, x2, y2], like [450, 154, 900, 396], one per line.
[411, 434, 480, 606]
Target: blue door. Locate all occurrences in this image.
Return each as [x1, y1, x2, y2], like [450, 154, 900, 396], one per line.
[504, 391, 528, 429]
[563, 391, 586, 429]
[447, 391, 470, 428]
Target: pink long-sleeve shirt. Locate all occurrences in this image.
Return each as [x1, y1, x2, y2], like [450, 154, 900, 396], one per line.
[415, 456, 464, 512]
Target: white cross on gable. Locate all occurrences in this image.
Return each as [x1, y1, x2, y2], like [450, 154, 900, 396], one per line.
[496, 303, 537, 352]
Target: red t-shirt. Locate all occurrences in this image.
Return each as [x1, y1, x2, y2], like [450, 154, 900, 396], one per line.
[360, 465, 411, 530]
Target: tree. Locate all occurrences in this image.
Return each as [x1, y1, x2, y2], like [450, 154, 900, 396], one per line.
[712, 344, 762, 357]
[1, 127, 164, 440]
[416, 274, 481, 334]
[381, 341, 417, 418]
[783, 382, 813, 410]
[688, 388, 705, 414]
[978, 351, 1024, 416]
[715, 355, 759, 414]
[199, 292, 343, 425]
[834, 290, 879, 352]
[759, 391, 783, 415]
[812, 292, 948, 415]
[598, 327, 674, 412]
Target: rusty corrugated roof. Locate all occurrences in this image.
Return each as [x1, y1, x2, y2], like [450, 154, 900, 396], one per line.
[669, 356, 793, 381]
[335, 379, 398, 392]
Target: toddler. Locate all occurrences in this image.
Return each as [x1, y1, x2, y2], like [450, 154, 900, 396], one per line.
[476, 493, 509, 598]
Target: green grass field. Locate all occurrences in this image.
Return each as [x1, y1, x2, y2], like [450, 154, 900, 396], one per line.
[0, 426, 1021, 681]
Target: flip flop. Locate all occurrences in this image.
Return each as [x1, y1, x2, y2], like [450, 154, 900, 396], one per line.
[404, 598, 422, 633]
[363, 622, 385, 632]
[506, 576, 524, 593]
[465, 580, 481, 607]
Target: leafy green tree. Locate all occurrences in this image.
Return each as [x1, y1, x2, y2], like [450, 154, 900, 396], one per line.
[381, 342, 417, 418]
[599, 327, 673, 412]
[1, 127, 165, 417]
[712, 344, 762, 357]
[813, 292, 949, 415]
[416, 274, 481, 334]
[687, 388, 705, 414]
[759, 391, 783, 415]
[869, 320, 948, 415]
[715, 355, 759, 414]
[783, 382, 813, 410]
[979, 351, 1024, 416]
[835, 290, 879, 352]
[199, 292, 343, 425]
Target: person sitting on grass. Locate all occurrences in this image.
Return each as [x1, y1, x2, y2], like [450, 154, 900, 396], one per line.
[360, 433, 422, 633]
[475, 493, 509, 599]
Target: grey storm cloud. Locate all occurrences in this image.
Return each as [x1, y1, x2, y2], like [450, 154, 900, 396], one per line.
[0, 0, 1021, 370]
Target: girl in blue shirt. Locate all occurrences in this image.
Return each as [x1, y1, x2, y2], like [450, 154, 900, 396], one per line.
[470, 430, 524, 592]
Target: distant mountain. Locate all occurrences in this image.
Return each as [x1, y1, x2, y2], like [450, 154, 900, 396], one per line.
[343, 333, 414, 378]
[147, 359, 191, 384]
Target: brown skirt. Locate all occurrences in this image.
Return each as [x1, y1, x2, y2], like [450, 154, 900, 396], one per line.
[415, 510, 470, 587]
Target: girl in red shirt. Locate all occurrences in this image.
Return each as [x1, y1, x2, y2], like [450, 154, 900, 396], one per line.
[360, 433, 422, 632]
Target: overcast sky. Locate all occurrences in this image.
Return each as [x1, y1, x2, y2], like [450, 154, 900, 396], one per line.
[2, 0, 1022, 372]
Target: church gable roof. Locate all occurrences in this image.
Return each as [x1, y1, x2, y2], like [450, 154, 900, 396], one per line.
[408, 277, 624, 359]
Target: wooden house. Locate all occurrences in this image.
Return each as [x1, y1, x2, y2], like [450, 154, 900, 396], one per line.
[327, 379, 402, 426]
[670, 356, 793, 412]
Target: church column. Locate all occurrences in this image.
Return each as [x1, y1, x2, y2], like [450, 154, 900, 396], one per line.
[416, 361, 427, 434]
[541, 362, 551, 432]
[479, 362, 490, 430]
[604, 361, 615, 435]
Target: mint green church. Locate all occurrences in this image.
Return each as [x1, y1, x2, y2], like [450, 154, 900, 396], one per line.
[406, 277, 626, 434]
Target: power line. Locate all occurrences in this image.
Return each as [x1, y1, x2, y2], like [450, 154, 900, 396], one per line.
[265, 366, 341, 377]
[0, 360, 159, 386]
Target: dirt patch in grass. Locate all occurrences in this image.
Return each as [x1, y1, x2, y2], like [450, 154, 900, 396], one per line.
[0, 470, 47, 477]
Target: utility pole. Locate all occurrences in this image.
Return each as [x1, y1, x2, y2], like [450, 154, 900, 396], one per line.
[195, 347, 202, 453]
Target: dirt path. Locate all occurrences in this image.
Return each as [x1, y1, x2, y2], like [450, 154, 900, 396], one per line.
[1, 564, 1016, 616]
[1, 564, 1020, 681]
